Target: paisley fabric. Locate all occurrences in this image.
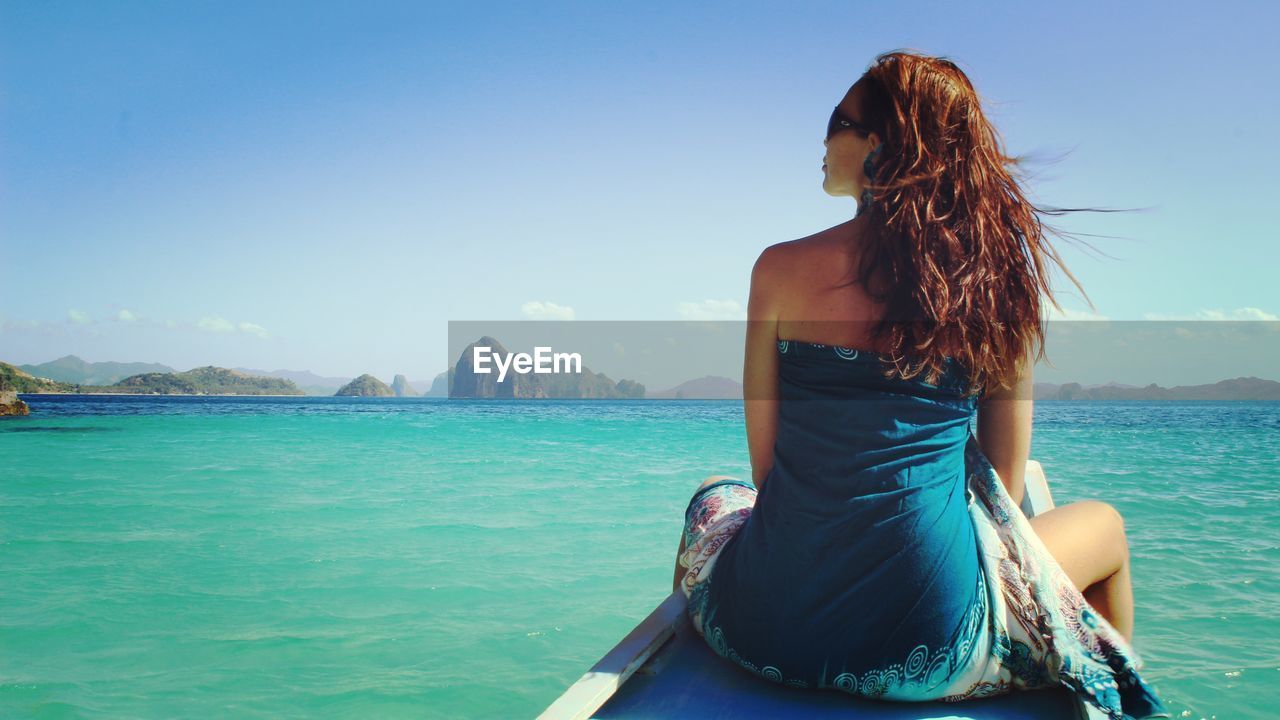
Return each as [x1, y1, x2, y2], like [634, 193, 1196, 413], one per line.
[677, 340, 1169, 719]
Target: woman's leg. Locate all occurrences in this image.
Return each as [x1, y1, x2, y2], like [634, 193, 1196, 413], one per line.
[673, 475, 740, 593]
[1027, 499, 1135, 642]
[673, 530, 688, 593]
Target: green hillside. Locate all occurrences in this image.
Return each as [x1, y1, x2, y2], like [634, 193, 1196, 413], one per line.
[109, 366, 304, 395]
[18, 354, 176, 385]
[1, 361, 303, 395]
[335, 374, 395, 397]
[1, 362, 77, 392]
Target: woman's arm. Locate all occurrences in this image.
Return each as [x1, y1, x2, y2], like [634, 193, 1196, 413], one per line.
[744, 248, 781, 490]
[975, 349, 1034, 508]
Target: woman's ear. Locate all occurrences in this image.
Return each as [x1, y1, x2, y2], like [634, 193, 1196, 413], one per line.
[863, 138, 886, 183]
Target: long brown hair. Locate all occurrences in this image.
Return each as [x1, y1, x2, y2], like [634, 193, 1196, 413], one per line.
[850, 49, 1100, 396]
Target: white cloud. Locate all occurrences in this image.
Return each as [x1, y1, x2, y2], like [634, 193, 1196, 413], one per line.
[2, 318, 43, 333]
[196, 315, 270, 338]
[521, 301, 575, 320]
[1234, 307, 1280, 321]
[68, 309, 92, 324]
[1047, 306, 1109, 321]
[197, 316, 235, 333]
[1143, 307, 1279, 321]
[676, 299, 746, 321]
[117, 309, 138, 322]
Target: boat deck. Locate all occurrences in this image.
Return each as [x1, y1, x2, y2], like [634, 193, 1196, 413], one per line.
[590, 593, 1087, 719]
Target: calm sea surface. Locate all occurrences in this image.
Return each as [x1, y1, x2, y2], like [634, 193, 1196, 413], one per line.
[1, 396, 1277, 719]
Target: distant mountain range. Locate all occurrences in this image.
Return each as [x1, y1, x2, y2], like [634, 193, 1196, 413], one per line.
[647, 377, 1280, 401]
[8, 355, 436, 397]
[649, 375, 744, 399]
[230, 367, 437, 396]
[1034, 378, 1280, 401]
[19, 355, 176, 386]
[650, 376, 1280, 397]
[1, 361, 303, 395]
[230, 367, 355, 396]
[5, 353, 1279, 401]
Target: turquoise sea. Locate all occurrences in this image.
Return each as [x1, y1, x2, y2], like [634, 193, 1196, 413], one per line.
[1, 396, 1277, 719]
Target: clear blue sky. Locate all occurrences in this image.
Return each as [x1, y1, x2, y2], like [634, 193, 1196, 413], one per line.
[2, 1, 1276, 381]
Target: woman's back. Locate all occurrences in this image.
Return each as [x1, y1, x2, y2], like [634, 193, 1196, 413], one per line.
[698, 335, 987, 694]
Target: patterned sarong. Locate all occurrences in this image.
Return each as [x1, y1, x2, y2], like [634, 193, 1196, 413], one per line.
[678, 433, 1170, 719]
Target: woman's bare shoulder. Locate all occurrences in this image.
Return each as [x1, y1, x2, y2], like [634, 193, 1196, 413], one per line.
[754, 222, 855, 275]
[756, 222, 888, 347]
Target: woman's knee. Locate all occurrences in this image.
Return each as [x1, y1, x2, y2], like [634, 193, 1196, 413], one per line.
[1030, 499, 1129, 589]
[697, 474, 739, 493]
[1080, 499, 1129, 548]
[1078, 500, 1131, 583]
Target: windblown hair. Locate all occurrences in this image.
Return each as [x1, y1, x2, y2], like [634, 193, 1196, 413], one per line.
[850, 50, 1096, 396]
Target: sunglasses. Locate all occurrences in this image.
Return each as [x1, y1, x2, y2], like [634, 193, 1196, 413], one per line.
[826, 105, 873, 141]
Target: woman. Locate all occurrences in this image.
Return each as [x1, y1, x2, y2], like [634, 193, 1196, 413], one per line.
[672, 51, 1169, 719]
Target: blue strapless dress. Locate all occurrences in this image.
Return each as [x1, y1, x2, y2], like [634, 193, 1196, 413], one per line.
[677, 340, 1169, 720]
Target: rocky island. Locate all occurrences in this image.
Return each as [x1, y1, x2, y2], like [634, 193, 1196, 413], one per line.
[1, 389, 31, 416]
[112, 366, 305, 395]
[426, 368, 454, 398]
[335, 374, 395, 397]
[390, 374, 419, 397]
[449, 336, 645, 399]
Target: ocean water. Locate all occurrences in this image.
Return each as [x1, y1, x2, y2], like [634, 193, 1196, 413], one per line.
[1, 396, 1277, 719]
